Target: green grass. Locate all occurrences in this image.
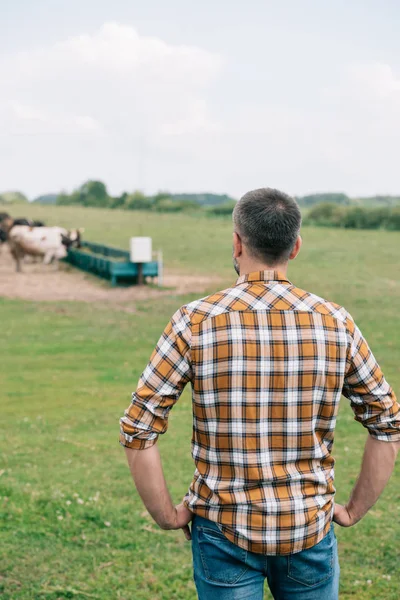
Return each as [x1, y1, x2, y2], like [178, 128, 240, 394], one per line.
[1, 205, 400, 599]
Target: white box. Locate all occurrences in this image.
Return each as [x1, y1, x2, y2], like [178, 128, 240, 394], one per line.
[130, 237, 152, 263]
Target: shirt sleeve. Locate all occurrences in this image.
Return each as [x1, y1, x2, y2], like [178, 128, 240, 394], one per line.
[342, 314, 400, 442]
[119, 306, 192, 450]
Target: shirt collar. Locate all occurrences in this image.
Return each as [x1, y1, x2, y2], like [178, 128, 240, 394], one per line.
[235, 270, 291, 286]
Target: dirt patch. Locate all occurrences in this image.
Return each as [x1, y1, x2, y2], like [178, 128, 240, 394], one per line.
[0, 246, 221, 308]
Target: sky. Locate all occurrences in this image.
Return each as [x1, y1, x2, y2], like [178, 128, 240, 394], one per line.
[1, 0, 400, 200]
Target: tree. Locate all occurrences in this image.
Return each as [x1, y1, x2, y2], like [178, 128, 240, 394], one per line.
[386, 207, 400, 230]
[307, 203, 345, 226]
[297, 193, 350, 207]
[56, 180, 111, 207]
[126, 191, 153, 211]
[33, 194, 58, 205]
[154, 198, 199, 212]
[169, 193, 236, 206]
[111, 192, 129, 209]
[78, 180, 110, 207]
[0, 191, 29, 204]
[342, 207, 390, 229]
[207, 201, 237, 216]
[57, 190, 81, 205]
[152, 191, 172, 207]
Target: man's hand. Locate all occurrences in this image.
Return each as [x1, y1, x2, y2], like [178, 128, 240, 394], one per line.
[333, 503, 358, 528]
[162, 502, 193, 540]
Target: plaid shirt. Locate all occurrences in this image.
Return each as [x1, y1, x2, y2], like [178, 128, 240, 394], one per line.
[120, 270, 400, 555]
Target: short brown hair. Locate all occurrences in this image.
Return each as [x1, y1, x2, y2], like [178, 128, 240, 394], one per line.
[233, 187, 302, 265]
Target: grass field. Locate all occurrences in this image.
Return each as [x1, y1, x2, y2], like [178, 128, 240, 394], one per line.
[1, 205, 400, 599]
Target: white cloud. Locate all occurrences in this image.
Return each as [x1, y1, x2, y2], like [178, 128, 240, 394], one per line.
[7, 102, 103, 135]
[322, 61, 400, 119]
[1, 27, 400, 199]
[0, 23, 225, 196]
[216, 61, 400, 197]
[311, 62, 400, 191]
[347, 62, 400, 97]
[0, 23, 222, 140]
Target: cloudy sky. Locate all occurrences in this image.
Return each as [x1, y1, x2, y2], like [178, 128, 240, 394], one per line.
[1, 0, 400, 199]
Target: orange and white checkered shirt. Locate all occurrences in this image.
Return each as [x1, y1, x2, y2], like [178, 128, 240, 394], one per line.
[120, 270, 400, 555]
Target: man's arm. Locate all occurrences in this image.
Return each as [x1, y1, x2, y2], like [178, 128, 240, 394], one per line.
[119, 307, 193, 536]
[335, 315, 400, 527]
[334, 436, 400, 526]
[124, 445, 192, 539]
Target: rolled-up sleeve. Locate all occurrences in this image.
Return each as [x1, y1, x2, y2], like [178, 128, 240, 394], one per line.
[342, 315, 400, 441]
[120, 306, 192, 449]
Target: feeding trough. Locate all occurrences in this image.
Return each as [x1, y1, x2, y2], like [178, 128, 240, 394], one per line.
[64, 238, 162, 287]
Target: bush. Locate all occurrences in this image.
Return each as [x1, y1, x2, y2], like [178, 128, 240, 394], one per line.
[360, 207, 391, 229]
[298, 193, 350, 207]
[153, 198, 199, 213]
[49, 180, 400, 229]
[125, 192, 154, 211]
[0, 191, 29, 204]
[57, 181, 111, 208]
[307, 203, 345, 227]
[207, 201, 236, 216]
[57, 191, 81, 206]
[341, 207, 391, 229]
[153, 198, 183, 212]
[53, 181, 236, 215]
[306, 203, 400, 231]
[386, 207, 400, 231]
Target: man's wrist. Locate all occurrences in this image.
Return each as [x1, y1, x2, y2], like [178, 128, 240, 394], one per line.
[345, 501, 363, 524]
[157, 507, 177, 530]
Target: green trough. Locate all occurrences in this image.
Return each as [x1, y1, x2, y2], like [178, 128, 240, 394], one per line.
[64, 241, 160, 287]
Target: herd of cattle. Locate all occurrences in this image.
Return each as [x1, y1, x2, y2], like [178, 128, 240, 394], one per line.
[0, 212, 83, 272]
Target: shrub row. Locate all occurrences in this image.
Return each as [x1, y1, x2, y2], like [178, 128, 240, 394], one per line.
[56, 181, 237, 215]
[304, 203, 400, 231]
[55, 181, 400, 228]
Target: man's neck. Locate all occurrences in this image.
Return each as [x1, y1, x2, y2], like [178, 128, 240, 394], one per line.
[239, 260, 288, 278]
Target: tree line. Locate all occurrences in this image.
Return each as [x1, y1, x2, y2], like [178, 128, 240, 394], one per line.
[56, 181, 236, 215]
[54, 181, 400, 229]
[2, 182, 400, 230]
[304, 202, 400, 231]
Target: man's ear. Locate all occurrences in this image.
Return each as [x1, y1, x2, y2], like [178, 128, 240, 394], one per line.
[289, 235, 302, 260]
[232, 231, 242, 259]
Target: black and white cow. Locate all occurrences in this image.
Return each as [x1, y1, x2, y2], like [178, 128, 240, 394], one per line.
[7, 225, 83, 272]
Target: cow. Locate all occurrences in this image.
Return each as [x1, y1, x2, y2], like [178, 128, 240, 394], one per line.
[12, 218, 46, 227]
[0, 227, 6, 254]
[7, 226, 83, 272]
[0, 217, 46, 244]
[0, 216, 14, 252]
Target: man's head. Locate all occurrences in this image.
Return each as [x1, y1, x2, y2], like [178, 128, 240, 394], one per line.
[232, 187, 302, 275]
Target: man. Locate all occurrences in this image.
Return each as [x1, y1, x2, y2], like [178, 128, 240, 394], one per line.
[120, 188, 400, 599]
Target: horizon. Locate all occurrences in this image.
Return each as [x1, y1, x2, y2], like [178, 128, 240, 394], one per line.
[3, 186, 400, 203]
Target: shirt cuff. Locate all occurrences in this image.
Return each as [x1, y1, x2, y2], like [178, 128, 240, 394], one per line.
[367, 429, 400, 443]
[119, 433, 159, 450]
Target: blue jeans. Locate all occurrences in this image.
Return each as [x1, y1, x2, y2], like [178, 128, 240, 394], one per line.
[191, 515, 340, 600]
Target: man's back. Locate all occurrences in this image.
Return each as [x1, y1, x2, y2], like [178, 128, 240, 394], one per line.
[120, 188, 399, 600]
[121, 269, 398, 555]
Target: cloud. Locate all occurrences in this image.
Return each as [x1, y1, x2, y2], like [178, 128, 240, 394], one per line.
[217, 60, 400, 197]
[314, 62, 400, 187]
[1, 28, 400, 199]
[7, 102, 103, 135]
[0, 22, 227, 196]
[322, 61, 400, 120]
[347, 62, 400, 98]
[0, 22, 222, 141]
